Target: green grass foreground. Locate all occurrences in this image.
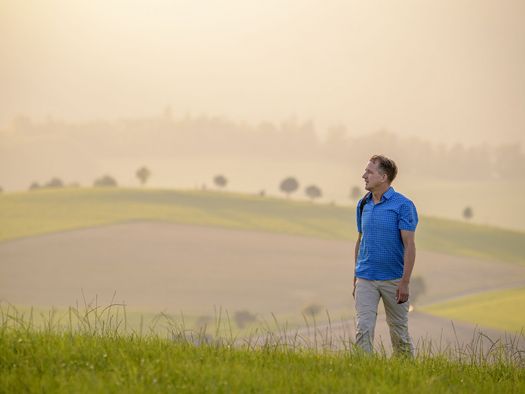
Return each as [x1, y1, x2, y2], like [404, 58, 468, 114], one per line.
[1, 330, 524, 394]
[1, 187, 524, 263]
[1, 305, 524, 393]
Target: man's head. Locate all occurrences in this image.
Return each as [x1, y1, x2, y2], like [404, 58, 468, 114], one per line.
[362, 155, 398, 192]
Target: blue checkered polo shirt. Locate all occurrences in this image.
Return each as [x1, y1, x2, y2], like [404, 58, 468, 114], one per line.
[355, 186, 418, 280]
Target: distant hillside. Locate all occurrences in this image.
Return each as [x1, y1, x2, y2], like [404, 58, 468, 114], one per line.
[0, 187, 523, 263]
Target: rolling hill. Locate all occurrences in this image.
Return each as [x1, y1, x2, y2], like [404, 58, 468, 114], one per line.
[1, 187, 523, 264]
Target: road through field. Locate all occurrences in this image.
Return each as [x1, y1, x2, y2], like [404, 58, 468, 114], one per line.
[1, 222, 524, 348]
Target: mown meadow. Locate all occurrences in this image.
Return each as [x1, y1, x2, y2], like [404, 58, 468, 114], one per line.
[1, 187, 524, 263]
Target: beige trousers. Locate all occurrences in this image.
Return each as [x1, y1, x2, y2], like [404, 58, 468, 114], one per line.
[355, 278, 414, 356]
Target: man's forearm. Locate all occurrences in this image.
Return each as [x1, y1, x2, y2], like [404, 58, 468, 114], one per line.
[354, 235, 361, 271]
[401, 242, 416, 283]
[354, 237, 360, 283]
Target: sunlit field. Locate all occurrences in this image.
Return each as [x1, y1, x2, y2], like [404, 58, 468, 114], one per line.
[2, 187, 524, 334]
[1, 187, 524, 264]
[422, 288, 525, 333]
[2, 187, 525, 393]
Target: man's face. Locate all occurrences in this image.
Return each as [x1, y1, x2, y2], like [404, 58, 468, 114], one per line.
[362, 160, 387, 191]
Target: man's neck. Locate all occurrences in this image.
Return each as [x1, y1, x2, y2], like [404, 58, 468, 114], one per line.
[371, 185, 390, 203]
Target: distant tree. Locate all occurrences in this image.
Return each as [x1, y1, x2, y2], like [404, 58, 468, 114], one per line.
[68, 182, 80, 188]
[29, 182, 40, 191]
[233, 310, 257, 329]
[463, 206, 473, 220]
[213, 175, 227, 189]
[280, 177, 299, 198]
[302, 303, 323, 319]
[136, 166, 151, 186]
[44, 177, 64, 188]
[350, 186, 361, 202]
[305, 185, 322, 201]
[0, 186, 3, 193]
[93, 175, 118, 187]
[259, 189, 266, 197]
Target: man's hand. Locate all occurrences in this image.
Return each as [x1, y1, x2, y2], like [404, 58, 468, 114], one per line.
[352, 276, 357, 298]
[396, 280, 409, 304]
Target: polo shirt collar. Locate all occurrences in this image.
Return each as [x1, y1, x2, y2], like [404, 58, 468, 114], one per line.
[383, 186, 395, 200]
[365, 186, 395, 204]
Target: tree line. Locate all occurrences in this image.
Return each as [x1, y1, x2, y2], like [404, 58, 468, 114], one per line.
[7, 165, 475, 220]
[23, 167, 337, 203]
[4, 113, 524, 181]
[21, 163, 371, 208]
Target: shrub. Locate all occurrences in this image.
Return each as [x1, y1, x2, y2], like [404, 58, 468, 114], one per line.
[302, 303, 323, 319]
[233, 310, 257, 329]
[94, 175, 118, 187]
[44, 177, 64, 188]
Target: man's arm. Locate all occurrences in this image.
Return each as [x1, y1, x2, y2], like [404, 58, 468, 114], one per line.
[397, 230, 416, 304]
[353, 232, 362, 298]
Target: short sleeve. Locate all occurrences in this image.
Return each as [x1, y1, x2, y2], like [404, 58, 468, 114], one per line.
[398, 200, 418, 231]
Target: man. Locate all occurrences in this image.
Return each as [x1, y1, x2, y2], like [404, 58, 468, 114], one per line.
[353, 154, 418, 356]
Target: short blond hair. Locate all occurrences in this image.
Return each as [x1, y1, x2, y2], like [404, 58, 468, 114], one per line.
[370, 155, 398, 183]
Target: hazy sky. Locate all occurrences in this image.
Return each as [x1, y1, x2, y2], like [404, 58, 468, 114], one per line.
[1, 0, 524, 146]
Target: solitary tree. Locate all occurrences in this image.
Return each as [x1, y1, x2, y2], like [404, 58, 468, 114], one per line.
[94, 175, 118, 187]
[136, 166, 151, 186]
[279, 177, 299, 198]
[213, 175, 227, 189]
[350, 185, 361, 202]
[29, 182, 40, 191]
[463, 206, 473, 220]
[305, 185, 322, 201]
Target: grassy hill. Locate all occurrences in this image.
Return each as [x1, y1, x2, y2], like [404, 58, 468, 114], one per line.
[1, 187, 524, 263]
[422, 287, 525, 333]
